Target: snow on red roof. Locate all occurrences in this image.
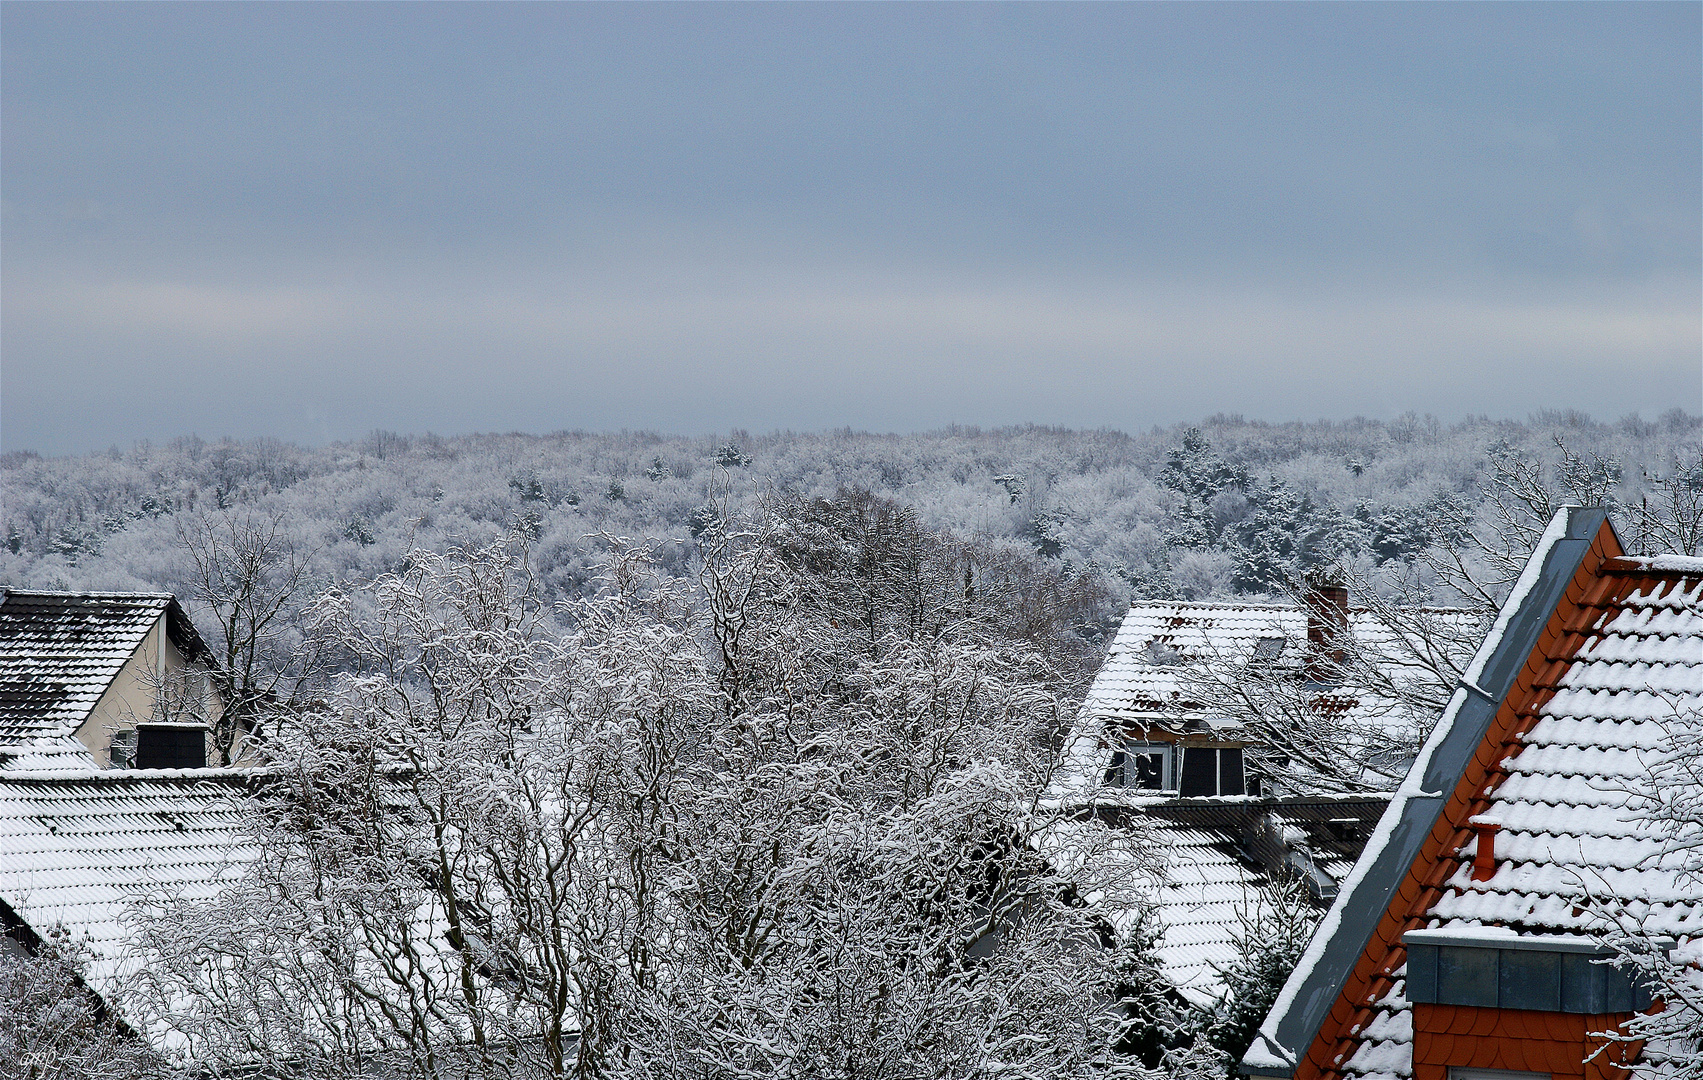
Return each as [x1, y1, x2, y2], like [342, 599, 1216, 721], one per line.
[1248, 510, 1703, 1080]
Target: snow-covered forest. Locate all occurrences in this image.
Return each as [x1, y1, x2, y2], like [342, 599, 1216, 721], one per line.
[3, 409, 1701, 1079]
[5, 409, 1699, 617]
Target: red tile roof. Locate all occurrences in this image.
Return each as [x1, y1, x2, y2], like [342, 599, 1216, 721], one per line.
[1251, 514, 1703, 1080]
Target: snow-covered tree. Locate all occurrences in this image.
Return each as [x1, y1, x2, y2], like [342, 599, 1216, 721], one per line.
[631, 491, 1150, 1078]
[125, 500, 1155, 1079]
[1624, 445, 1703, 558]
[1157, 428, 1251, 551]
[8, 414, 1695, 614]
[174, 507, 322, 763]
[1, 931, 164, 1080]
[129, 537, 625, 1079]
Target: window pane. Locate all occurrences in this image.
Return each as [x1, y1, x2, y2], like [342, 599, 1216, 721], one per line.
[1105, 750, 1126, 787]
[1134, 753, 1165, 790]
[1179, 747, 1217, 796]
[1219, 747, 1245, 796]
[1252, 637, 1287, 661]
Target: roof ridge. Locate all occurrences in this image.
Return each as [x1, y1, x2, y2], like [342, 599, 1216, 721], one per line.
[1, 590, 176, 600]
[1603, 553, 1703, 575]
[0, 767, 255, 783]
[1125, 600, 1475, 615]
[1128, 600, 1297, 611]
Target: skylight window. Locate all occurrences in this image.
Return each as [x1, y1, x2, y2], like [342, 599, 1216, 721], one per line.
[1143, 640, 1185, 666]
[1251, 637, 1287, 662]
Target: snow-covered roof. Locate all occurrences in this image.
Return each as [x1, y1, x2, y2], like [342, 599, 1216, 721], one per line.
[0, 769, 254, 1000]
[1429, 553, 1703, 935]
[1044, 795, 1388, 1008]
[1057, 599, 1474, 797]
[1399, 926, 1668, 953]
[1246, 508, 1703, 1080]
[0, 591, 207, 745]
[1085, 602, 1311, 725]
[1079, 602, 1472, 728]
[0, 591, 253, 1026]
[1134, 797, 1386, 1007]
[1047, 596, 1463, 1007]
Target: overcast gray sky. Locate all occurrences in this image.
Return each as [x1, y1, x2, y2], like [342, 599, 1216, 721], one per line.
[3, 2, 1698, 455]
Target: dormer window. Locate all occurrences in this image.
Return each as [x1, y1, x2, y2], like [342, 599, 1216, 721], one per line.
[1107, 741, 1248, 795]
[1107, 741, 1173, 790]
[1177, 746, 1245, 797]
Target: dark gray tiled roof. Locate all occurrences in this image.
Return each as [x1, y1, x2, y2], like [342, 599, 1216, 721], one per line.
[0, 591, 207, 745]
[1072, 795, 1390, 1006]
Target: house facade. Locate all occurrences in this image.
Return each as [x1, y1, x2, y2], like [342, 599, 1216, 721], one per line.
[1244, 507, 1702, 1080]
[0, 591, 227, 770]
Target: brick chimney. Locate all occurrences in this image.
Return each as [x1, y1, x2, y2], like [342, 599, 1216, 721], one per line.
[1303, 568, 1349, 682]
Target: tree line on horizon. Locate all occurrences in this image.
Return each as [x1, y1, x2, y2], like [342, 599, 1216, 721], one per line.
[3, 409, 1696, 622]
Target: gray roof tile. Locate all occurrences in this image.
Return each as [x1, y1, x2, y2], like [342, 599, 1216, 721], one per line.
[0, 770, 254, 999]
[0, 591, 209, 745]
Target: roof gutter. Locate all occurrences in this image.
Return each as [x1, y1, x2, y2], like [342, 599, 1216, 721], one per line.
[1240, 506, 1613, 1078]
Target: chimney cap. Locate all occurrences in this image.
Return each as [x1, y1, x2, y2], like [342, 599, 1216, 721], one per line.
[1300, 565, 1348, 592]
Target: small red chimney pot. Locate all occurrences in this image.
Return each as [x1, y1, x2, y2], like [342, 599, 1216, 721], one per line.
[1471, 822, 1500, 882]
